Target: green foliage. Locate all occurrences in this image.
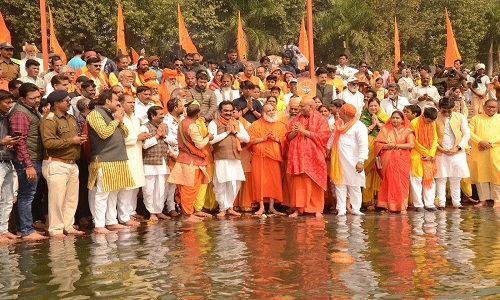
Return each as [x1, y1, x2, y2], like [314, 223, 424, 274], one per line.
[0, 0, 499, 72]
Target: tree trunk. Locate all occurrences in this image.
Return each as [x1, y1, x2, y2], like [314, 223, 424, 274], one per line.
[488, 39, 493, 77]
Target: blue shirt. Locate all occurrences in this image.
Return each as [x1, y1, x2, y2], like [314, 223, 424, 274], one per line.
[67, 56, 86, 70]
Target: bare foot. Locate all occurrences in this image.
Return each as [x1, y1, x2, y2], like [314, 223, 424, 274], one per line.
[3, 232, 19, 239]
[106, 224, 127, 230]
[268, 208, 284, 215]
[22, 232, 48, 240]
[168, 210, 180, 217]
[68, 230, 85, 235]
[227, 208, 241, 216]
[289, 211, 299, 218]
[122, 220, 140, 226]
[149, 214, 159, 222]
[254, 208, 265, 216]
[285, 207, 295, 214]
[401, 210, 408, 215]
[94, 227, 111, 234]
[493, 203, 500, 209]
[131, 214, 144, 220]
[366, 205, 375, 211]
[315, 212, 324, 219]
[183, 215, 203, 223]
[0, 236, 11, 243]
[217, 210, 227, 218]
[157, 213, 170, 220]
[475, 201, 487, 207]
[465, 196, 479, 203]
[51, 233, 67, 238]
[194, 211, 211, 218]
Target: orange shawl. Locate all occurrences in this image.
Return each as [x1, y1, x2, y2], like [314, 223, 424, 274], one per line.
[330, 118, 358, 185]
[217, 114, 242, 151]
[417, 117, 437, 187]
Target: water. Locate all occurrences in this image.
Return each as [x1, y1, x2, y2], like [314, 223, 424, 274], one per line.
[2, 209, 500, 299]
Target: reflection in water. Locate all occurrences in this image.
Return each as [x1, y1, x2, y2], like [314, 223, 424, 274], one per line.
[4, 210, 500, 298]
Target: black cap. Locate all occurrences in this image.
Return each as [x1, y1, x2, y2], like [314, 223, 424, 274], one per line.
[46, 90, 69, 103]
[397, 60, 406, 67]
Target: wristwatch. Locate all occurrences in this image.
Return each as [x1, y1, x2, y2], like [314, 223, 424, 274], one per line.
[457, 145, 462, 151]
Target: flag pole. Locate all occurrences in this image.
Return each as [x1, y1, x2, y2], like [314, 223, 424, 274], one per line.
[306, 0, 314, 79]
[40, 0, 48, 70]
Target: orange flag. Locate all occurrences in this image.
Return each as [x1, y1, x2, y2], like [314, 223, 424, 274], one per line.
[298, 17, 309, 61]
[394, 17, 400, 70]
[130, 47, 140, 64]
[116, 0, 127, 56]
[444, 8, 461, 67]
[178, 4, 199, 56]
[48, 6, 66, 64]
[0, 10, 11, 43]
[237, 11, 247, 61]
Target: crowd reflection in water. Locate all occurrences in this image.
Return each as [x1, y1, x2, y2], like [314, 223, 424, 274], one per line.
[2, 212, 500, 298]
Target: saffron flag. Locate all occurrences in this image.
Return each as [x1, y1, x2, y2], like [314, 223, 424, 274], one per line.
[116, 0, 127, 56]
[130, 47, 140, 64]
[298, 17, 309, 60]
[0, 10, 10, 43]
[237, 11, 247, 61]
[444, 8, 461, 67]
[394, 17, 400, 70]
[48, 6, 66, 64]
[178, 4, 199, 56]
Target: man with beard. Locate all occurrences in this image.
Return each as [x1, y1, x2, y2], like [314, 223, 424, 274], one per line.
[109, 54, 131, 86]
[337, 76, 364, 117]
[19, 44, 44, 78]
[172, 58, 186, 87]
[411, 73, 440, 110]
[315, 68, 336, 106]
[184, 71, 197, 90]
[117, 69, 136, 97]
[214, 73, 240, 105]
[185, 72, 217, 123]
[287, 97, 330, 218]
[158, 68, 182, 113]
[248, 103, 288, 216]
[380, 83, 410, 116]
[135, 58, 150, 86]
[208, 101, 250, 217]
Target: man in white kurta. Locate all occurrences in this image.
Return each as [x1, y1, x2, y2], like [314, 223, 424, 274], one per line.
[337, 77, 365, 117]
[381, 83, 411, 116]
[208, 101, 250, 217]
[332, 104, 369, 216]
[214, 74, 240, 106]
[117, 95, 147, 225]
[435, 98, 470, 209]
[411, 74, 441, 110]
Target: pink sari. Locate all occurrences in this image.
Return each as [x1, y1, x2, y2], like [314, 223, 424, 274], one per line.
[374, 122, 414, 212]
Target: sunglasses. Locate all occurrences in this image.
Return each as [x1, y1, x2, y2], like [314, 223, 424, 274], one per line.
[92, 64, 100, 68]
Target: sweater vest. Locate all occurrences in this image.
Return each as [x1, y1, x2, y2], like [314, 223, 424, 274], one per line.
[142, 122, 169, 165]
[212, 119, 241, 160]
[88, 106, 128, 162]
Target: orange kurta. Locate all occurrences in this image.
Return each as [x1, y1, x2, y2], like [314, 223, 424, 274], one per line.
[248, 118, 288, 202]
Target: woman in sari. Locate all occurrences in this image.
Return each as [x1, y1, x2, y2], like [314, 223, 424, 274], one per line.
[374, 111, 415, 213]
[360, 97, 389, 210]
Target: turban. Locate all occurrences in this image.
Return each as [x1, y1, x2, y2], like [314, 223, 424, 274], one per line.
[162, 68, 177, 78]
[289, 97, 301, 109]
[341, 103, 356, 117]
[143, 70, 158, 82]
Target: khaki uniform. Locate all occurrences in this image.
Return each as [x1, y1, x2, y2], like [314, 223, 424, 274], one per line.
[39, 110, 81, 236]
[0, 59, 20, 82]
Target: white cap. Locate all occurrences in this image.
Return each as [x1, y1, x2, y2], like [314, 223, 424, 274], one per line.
[475, 63, 485, 71]
[289, 78, 298, 84]
[347, 76, 359, 83]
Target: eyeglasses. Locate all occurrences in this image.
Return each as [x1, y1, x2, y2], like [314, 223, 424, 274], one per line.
[174, 63, 183, 66]
[486, 105, 498, 109]
[91, 64, 100, 68]
[185, 58, 193, 61]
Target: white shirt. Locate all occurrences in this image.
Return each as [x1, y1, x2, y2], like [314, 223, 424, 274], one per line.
[337, 90, 364, 117]
[469, 74, 490, 96]
[18, 76, 46, 88]
[411, 85, 441, 110]
[19, 57, 44, 77]
[214, 88, 240, 106]
[336, 65, 358, 86]
[337, 120, 369, 186]
[134, 99, 156, 124]
[163, 113, 184, 157]
[380, 96, 410, 116]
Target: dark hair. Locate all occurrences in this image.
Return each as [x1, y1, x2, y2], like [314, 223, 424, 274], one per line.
[423, 107, 438, 120]
[366, 97, 380, 106]
[186, 103, 201, 117]
[196, 72, 209, 81]
[116, 53, 129, 62]
[50, 55, 62, 63]
[184, 53, 194, 59]
[147, 106, 163, 120]
[234, 104, 245, 112]
[260, 56, 270, 63]
[51, 74, 69, 88]
[240, 80, 255, 90]
[339, 54, 348, 59]
[97, 89, 113, 105]
[38, 97, 50, 114]
[0, 90, 14, 102]
[315, 67, 328, 76]
[136, 57, 148, 68]
[81, 80, 96, 90]
[265, 75, 277, 82]
[391, 110, 404, 119]
[86, 57, 100, 65]
[227, 48, 237, 54]
[266, 95, 278, 102]
[19, 83, 40, 98]
[8, 79, 23, 91]
[270, 86, 281, 93]
[404, 104, 421, 117]
[364, 89, 376, 97]
[73, 45, 84, 55]
[318, 105, 329, 111]
[167, 97, 181, 113]
[438, 97, 455, 109]
[25, 59, 40, 68]
[95, 48, 107, 57]
[136, 86, 150, 94]
[88, 98, 98, 110]
[218, 100, 234, 112]
[484, 99, 498, 107]
[118, 94, 133, 103]
[454, 59, 462, 65]
[331, 99, 345, 108]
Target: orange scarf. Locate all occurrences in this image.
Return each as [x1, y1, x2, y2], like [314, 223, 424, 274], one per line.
[417, 117, 437, 187]
[217, 114, 242, 151]
[330, 117, 357, 184]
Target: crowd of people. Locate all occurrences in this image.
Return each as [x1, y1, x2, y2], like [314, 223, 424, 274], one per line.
[0, 40, 499, 242]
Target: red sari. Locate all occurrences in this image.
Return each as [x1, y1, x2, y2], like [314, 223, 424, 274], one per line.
[374, 122, 414, 212]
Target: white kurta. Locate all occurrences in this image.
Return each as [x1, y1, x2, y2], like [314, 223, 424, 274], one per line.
[214, 88, 240, 106]
[337, 121, 369, 187]
[163, 113, 184, 157]
[134, 100, 156, 124]
[380, 96, 410, 116]
[337, 90, 364, 117]
[123, 113, 146, 188]
[435, 114, 471, 178]
[411, 85, 441, 110]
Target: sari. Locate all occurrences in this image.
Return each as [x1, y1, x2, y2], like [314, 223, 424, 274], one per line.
[359, 108, 389, 207]
[374, 121, 414, 212]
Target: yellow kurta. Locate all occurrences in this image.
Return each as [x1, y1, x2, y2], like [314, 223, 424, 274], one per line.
[410, 117, 437, 177]
[468, 114, 500, 185]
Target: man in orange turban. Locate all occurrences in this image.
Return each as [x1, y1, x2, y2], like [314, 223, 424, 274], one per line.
[329, 103, 369, 216]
